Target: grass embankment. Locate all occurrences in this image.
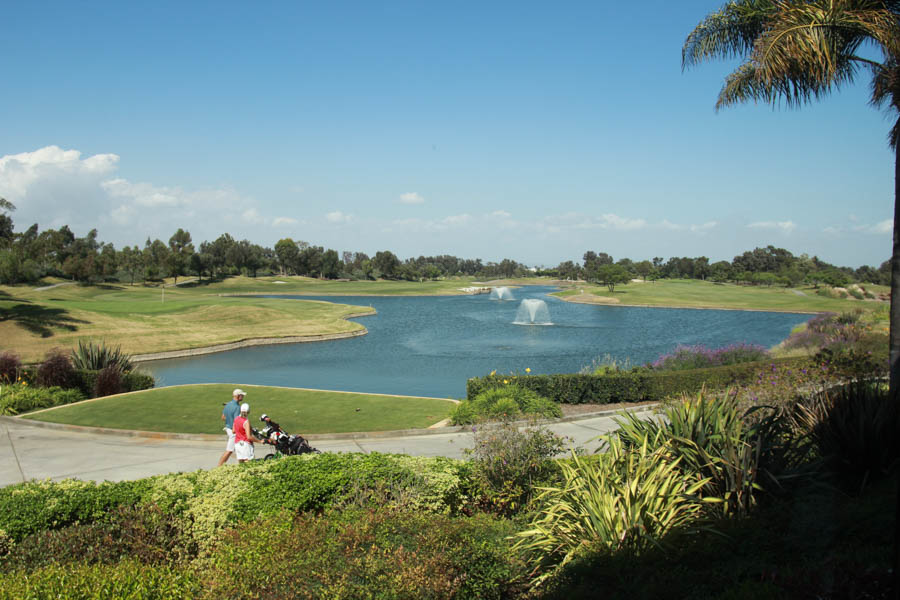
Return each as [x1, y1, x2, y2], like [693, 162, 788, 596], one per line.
[554, 278, 887, 314]
[24, 384, 455, 434]
[0, 275, 499, 363]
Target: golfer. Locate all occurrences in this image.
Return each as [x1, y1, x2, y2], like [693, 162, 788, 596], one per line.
[217, 388, 244, 466]
[233, 401, 264, 463]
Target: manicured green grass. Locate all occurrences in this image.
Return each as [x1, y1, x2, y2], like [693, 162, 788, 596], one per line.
[23, 384, 455, 434]
[0, 276, 495, 362]
[554, 279, 884, 314]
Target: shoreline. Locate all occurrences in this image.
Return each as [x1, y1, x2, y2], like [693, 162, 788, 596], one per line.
[557, 292, 822, 315]
[132, 310, 375, 363]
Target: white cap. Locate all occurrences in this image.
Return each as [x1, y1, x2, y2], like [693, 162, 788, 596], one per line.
[240, 402, 250, 413]
[233, 389, 246, 397]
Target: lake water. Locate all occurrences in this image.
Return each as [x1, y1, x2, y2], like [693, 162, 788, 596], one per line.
[142, 286, 811, 398]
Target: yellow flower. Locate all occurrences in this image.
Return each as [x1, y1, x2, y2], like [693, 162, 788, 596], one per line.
[525, 367, 531, 373]
[490, 370, 496, 376]
[503, 379, 509, 384]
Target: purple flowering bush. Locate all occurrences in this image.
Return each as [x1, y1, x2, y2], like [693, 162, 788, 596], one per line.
[651, 343, 770, 371]
[782, 312, 888, 379]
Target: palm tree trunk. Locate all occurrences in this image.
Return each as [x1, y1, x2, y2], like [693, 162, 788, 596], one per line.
[892, 144, 900, 394]
[893, 145, 900, 600]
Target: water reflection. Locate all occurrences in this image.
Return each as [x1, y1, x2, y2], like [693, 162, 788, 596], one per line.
[142, 286, 811, 399]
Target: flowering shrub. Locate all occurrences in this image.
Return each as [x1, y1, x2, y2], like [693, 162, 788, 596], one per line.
[0, 352, 22, 384]
[651, 343, 770, 371]
[451, 384, 561, 425]
[465, 420, 569, 514]
[782, 311, 887, 379]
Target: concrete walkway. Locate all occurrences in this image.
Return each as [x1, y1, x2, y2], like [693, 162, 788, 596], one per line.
[0, 407, 655, 487]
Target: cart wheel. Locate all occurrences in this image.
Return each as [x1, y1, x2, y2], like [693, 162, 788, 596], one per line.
[264, 453, 276, 460]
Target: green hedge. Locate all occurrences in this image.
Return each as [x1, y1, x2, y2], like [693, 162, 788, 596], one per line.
[467, 357, 813, 405]
[15, 367, 155, 398]
[0, 385, 86, 416]
[0, 561, 199, 600]
[0, 454, 469, 545]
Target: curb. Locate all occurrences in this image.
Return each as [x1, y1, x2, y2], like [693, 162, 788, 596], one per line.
[0, 403, 658, 442]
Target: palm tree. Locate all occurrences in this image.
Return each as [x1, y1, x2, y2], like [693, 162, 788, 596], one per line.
[683, 0, 900, 394]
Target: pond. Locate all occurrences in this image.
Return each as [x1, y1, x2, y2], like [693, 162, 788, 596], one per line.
[142, 286, 811, 399]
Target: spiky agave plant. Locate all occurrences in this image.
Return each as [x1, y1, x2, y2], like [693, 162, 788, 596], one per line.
[792, 381, 900, 492]
[71, 340, 134, 373]
[612, 391, 803, 518]
[514, 433, 708, 584]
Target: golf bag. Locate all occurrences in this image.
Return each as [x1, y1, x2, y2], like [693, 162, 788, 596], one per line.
[254, 413, 319, 459]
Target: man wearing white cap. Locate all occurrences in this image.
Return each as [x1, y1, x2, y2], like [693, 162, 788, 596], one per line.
[217, 388, 245, 466]
[233, 401, 264, 463]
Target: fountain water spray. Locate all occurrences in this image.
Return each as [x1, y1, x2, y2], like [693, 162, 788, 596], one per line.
[513, 299, 552, 325]
[490, 286, 515, 301]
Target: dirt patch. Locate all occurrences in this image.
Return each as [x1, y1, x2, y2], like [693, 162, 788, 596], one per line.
[559, 400, 657, 417]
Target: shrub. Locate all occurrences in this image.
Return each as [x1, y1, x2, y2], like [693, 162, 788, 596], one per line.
[233, 453, 470, 524]
[75, 368, 155, 398]
[0, 352, 22, 384]
[0, 384, 85, 415]
[35, 348, 78, 389]
[71, 339, 134, 373]
[0, 561, 200, 599]
[791, 382, 900, 492]
[651, 343, 770, 371]
[94, 364, 123, 397]
[465, 421, 568, 514]
[205, 509, 525, 600]
[0, 478, 148, 543]
[2, 504, 194, 572]
[515, 436, 707, 583]
[612, 392, 802, 519]
[451, 384, 562, 425]
[467, 357, 813, 405]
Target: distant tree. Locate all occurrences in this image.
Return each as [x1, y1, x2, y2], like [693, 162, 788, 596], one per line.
[634, 260, 653, 281]
[166, 228, 194, 284]
[275, 238, 300, 275]
[0, 197, 15, 246]
[596, 264, 631, 292]
[709, 261, 733, 282]
[320, 249, 342, 279]
[143, 238, 170, 281]
[209, 233, 235, 277]
[557, 260, 580, 280]
[373, 250, 400, 279]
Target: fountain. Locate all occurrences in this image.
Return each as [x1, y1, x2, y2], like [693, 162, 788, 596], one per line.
[513, 298, 552, 325]
[489, 286, 515, 301]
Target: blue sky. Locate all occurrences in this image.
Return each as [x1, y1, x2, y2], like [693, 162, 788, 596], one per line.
[0, 1, 893, 268]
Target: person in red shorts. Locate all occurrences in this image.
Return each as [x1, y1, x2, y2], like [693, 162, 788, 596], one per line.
[233, 402, 264, 463]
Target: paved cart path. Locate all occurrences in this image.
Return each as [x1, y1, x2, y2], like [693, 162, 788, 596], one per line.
[0, 408, 654, 487]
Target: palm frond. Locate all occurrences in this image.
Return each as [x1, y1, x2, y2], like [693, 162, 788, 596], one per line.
[683, 0, 777, 68]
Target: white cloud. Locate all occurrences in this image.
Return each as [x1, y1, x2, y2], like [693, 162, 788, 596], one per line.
[443, 214, 471, 226]
[242, 208, 266, 225]
[748, 220, 796, 233]
[273, 216, 298, 226]
[490, 210, 512, 218]
[398, 192, 425, 205]
[601, 213, 647, 231]
[872, 219, 892, 234]
[0, 145, 119, 199]
[690, 221, 718, 233]
[326, 211, 353, 223]
[102, 178, 182, 207]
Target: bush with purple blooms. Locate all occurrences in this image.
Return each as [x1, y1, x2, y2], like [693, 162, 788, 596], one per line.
[651, 343, 770, 371]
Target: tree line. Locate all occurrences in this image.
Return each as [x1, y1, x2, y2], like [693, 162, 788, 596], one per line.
[551, 246, 886, 292]
[0, 200, 887, 288]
